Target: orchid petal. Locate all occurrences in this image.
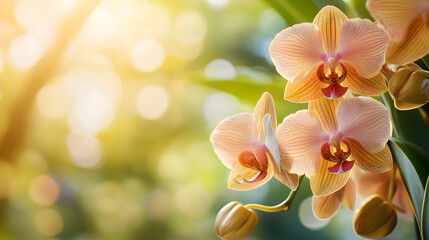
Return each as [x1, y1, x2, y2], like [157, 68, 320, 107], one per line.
[284, 68, 326, 103]
[367, 0, 425, 42]
[309, 97, 342, 133]
[263, 113, 280, 170]
[276, 110, 327, 176]
[210, 113, 258, 169]
[269, 154, 300, 191]
[338, 19, 389, 78]
[313, 5, 347, 54]
[336, 97, 391, 154]
[254, 92, 277, 139]
[328, 160, 354, 174]
[341, 63, 387, 96]
[310, 158, 352, 196]
[386, 16, 429, 65]
[312, 192, 342, 219]
[341, 178, 356, 210]
[321, 84, 348, 99]
[269, 23, 324, 84]
[348, 139, 393, 173]
[228, 160, 274, 191]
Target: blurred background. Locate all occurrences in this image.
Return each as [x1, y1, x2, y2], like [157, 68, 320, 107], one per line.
[0, 0, 418, 239]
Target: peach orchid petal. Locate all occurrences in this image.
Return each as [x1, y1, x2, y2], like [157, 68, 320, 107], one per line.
[308, 97, 342, 133]
[348, 139, 392, 173]
[312, 191, 342, 219]
[310, 158, 352, 196]
[270, 155, 300, 191]
[284, 68, 326, 103]
[313, 5, 347, 53]
[228, 160, 274, 191]
[269, 23, 324, 84]
[341, 179, 356, 210]
[338, 19, 390, 78]
[386, 16, 429, 65]
[366, 0, 425, 42]
[341, 63, 387, 96]
[276, 110, 327, 176]
[263, 114, 280, 169]
[254, 92, 276, 138]
[210, 113, 258, 169]
[336, 97, 391, 154]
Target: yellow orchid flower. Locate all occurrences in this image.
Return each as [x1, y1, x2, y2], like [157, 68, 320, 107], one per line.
[276, 97, 393, 196]
[210, 92, 299, 191]
[270, 6, 390, 103]
[367, 0, 429, 65]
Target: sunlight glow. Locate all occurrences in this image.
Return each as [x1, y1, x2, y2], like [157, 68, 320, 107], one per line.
[174, 184, 212, 218]
[131, 38, 166, 73]
[174, 10, 207, 46]
[203, 92, 240, 127]
[136, 85, 170, 120]
[204, 59, 236, 80]
[205, 0, 230, 9]
[7, 34, 44, 71]
[37, 84, 72, 119]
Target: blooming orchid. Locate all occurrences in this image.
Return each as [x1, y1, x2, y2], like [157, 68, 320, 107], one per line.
[210, 92, 299, 191]
[276, 97, 393, 196]
[367, 0, 429, 65]
[269, 6, 390, 102]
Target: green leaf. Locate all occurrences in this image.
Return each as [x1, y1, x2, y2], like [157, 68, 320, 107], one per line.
[422, 177, 429, 240]
[312, 0, 358, 17]
[390, 138, 429, 185]
[388, 140, 424, 236]
[264, 0, 319, 25]
[422, 54, 429, 70]
[348, 0, 373, 20]
[382, 92, 429, 154]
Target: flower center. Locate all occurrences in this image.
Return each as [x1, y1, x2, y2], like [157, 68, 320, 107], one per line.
[233, 147, 268, 184]
[321, 138, 354, 174]
[317, 61, 349, 99]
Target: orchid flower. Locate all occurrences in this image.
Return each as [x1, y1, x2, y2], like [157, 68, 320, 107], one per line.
[276, 96, 393, 196]
[367, 0, 429, 65]
[353, 167, 414, 218]
[269, 6, 390, 103]
[312, 178, 356, 219]
[210, 92, 299, 191]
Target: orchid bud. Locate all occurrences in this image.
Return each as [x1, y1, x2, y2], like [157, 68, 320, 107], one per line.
[388, 64, 429, 110]
[215, 201, 258, 240]
[353, 195, 397, 239]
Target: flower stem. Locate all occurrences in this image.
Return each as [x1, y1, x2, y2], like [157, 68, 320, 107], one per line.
[245, 176, 304, 212]
[387, 164, 397, 204]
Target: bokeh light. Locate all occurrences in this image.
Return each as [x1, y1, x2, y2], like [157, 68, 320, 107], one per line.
[136, 85, 170, 120]
[145, 189, 172, 220]
[131, 38, 166, 73]
[7, 34, 44, 71]
[29, 175, 60, 206]
[67, 132, 102, 168]
[204, 59, 236, 80]
[37, 84, 72, 119]
[298, 197, 330, 230]
[173, 10, 207, 46]
[35, 208, 64, 236]
[174, 183, 212, 219]
[203, 91, 240, 127]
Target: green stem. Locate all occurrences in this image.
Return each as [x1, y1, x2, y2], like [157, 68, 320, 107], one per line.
[387, 164, 397, 204]
[245, 176, 304, 212]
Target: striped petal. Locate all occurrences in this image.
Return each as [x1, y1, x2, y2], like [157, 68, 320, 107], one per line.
[336, 97, 392, 154]
[271, 154, 300, 191]
[366, 0, 425, 42]
[341, 63, 387, 96]
[349, 139, 393, 173]
[338, 19, 389, 79]
[312, 192, 342, 219]
[341, 178, 356, 210]
[210, 113, 258, 169]
[309, 97, 342, 133]
[386, 16, 429, 65]
[310, 157, 352, 196]
[276, 110, 327, 176]
[284, 68, 327, 103]
[270, 23, 324, 84]
[313, 5, 347, 54]
[228, 159, 274, 191]
[254, 92, 276, 139]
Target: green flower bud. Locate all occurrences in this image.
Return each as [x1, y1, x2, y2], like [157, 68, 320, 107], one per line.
[388, 64, 429, 110]
[215, 201, 258, 240]
[353, 195, 397, 239]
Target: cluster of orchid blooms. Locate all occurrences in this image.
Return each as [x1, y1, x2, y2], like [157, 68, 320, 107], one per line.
[212, 1, 429, 239]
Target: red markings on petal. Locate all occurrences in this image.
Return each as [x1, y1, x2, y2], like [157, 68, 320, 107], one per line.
[328, 160, 354, 174]
[322, 84, 348, 99]
[237, 148, 268, 172]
